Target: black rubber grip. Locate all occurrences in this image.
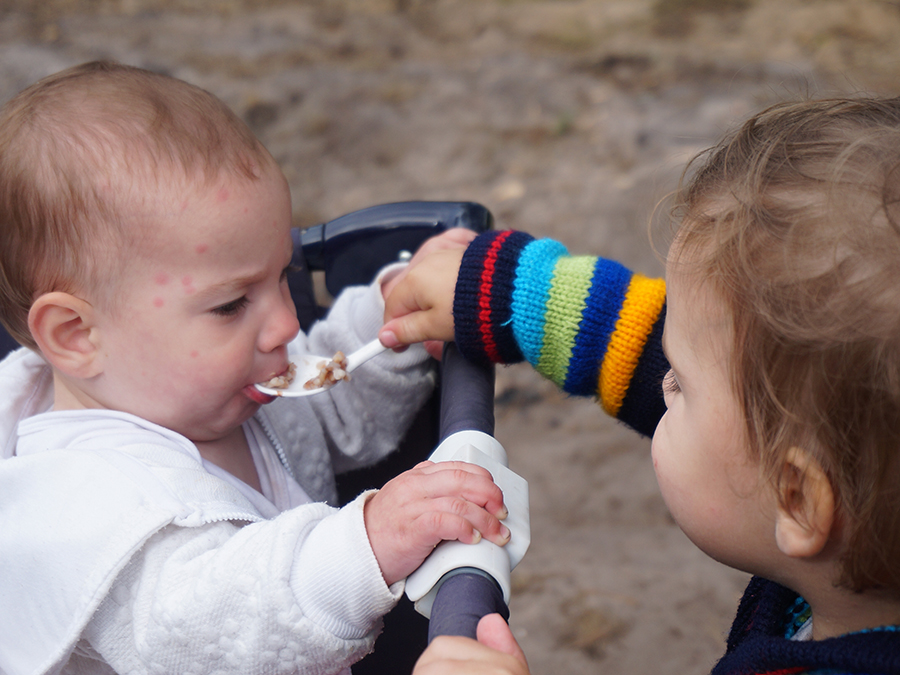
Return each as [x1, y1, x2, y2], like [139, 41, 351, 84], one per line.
[439, 342, 495, 440]
[427, 571, 510, 641]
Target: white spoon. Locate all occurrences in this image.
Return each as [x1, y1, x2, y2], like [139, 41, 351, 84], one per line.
[255, 338, 389, 397]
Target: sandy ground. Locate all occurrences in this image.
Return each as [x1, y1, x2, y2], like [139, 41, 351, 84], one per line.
[2, 1, 898, 673]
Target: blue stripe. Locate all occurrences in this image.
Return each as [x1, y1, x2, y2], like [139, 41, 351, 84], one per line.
[510, 238, 568, 367]
[563, 258, 632, 396]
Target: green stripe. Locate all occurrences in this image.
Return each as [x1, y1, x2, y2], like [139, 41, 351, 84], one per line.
[536, 256, 596, 386]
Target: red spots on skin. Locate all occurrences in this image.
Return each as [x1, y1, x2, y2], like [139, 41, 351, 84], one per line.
[154, 272, 170, 285]
[182, 276, 196, 295]
[216, 188, 229, 203]
[190, 351, 200, 359]
[152, 297, 164, 308]
[195, 244, 208, 254]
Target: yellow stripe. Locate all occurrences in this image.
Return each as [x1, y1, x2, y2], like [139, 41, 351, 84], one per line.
[598, 274, 667, 416]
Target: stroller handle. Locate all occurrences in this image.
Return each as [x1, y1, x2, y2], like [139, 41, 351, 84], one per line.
[426, 343, 511, 641]
[439, 343, 495, 440]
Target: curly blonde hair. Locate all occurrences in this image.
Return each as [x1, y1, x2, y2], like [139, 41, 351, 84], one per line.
[673, 97, 900, 593]
[0, 61, 273, 349]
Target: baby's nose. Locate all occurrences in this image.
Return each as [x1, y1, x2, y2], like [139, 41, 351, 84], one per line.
[262, 299, 300, 352]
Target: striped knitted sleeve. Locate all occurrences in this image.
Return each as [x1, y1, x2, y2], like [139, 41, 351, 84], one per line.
[453, 229, 669, 438]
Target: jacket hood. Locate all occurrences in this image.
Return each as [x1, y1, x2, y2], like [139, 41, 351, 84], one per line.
[0, 348, 54, 460]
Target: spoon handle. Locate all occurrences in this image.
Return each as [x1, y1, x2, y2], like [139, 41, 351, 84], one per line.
[345, 338, 389, 372]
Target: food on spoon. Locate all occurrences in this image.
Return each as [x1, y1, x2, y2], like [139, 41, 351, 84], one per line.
[304, 350, 351, 390]
[262, 362, 296, 389]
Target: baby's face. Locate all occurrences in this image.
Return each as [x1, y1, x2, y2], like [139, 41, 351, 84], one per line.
[650, 249, 782, 578]
[89, 166, 300, 443]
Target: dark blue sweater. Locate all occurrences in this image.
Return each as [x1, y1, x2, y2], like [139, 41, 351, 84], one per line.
[713, 577, 900, 675]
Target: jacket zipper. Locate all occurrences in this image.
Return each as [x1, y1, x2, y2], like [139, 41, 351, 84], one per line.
[255, 409, 297, 481]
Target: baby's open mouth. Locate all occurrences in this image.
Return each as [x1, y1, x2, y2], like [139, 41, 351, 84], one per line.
[243, 384, 275, 404]
[261, 362, 296, 389]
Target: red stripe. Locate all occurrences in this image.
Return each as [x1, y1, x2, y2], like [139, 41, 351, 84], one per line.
[478, 230, 513, 363]
[760, 668, 807, 675]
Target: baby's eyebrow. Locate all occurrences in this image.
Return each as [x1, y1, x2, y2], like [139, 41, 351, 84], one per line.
[660, 329, 681, 378]
[193, 273, 263, 302]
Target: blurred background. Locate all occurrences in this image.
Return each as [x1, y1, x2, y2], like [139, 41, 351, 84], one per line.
[3, 1, 897, 673]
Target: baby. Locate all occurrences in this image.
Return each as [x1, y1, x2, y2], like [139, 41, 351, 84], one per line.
[0, 61, 509, 675]
[383, 97, 900, 674]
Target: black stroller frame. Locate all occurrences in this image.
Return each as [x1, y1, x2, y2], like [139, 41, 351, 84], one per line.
[293, 201, 511, 673]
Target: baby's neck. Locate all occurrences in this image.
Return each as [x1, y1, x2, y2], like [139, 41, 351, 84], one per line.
[51, 371, 101, 412]
[194, 426, 262, 493]
[51, 371, 263, 493]
[801, 578, 900, 639]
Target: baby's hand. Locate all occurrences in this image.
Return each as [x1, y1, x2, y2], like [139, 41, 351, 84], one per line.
[380, 228, 475, 359]
[380, 244, 467, 357]
[380, 227, 476, 302]
[364, 460, 509, 586]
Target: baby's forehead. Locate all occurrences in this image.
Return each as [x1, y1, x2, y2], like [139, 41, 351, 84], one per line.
[119, 163, 288, 244]
[30, 81, 272, 186]
[665, 259, 734, 351]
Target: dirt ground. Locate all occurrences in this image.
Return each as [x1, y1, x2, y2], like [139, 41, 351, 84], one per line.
[3, 1, 899, 673]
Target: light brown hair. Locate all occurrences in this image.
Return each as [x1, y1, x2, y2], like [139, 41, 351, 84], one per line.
[673, 97, 900, 593]
[0, 61, 273, 348]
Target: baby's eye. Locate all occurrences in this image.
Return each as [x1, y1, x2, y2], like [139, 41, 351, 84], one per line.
[211, 296, 250, 317]
[662, 369, 681, 396]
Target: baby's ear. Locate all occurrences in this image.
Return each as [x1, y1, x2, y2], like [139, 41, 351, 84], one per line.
[774, 447, 835, 558]
[28, 292, 102, 379]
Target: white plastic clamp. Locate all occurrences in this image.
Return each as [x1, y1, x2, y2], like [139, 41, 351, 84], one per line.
[405, 430, 530, 618]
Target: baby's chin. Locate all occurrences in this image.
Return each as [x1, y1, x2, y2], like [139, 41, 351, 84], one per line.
[242, 383, 276, 405]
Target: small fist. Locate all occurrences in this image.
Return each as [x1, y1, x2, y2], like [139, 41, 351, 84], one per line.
[364, 461, 510, 586]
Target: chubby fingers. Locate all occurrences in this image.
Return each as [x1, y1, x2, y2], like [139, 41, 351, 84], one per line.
[380, 299, 455, 349]
[365, 460, 510, 585]
[380, 311, 454, 351]
[381, 247, 463, 347]
[410, 460, 509, 540]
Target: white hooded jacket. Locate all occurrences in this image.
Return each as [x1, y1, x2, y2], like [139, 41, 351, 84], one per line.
[0, 281, 435, 675]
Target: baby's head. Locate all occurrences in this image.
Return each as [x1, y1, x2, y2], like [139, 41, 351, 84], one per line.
[0, 60, 274, 349]
[0, 62, 300, 442]
[663, 97, 900, 595]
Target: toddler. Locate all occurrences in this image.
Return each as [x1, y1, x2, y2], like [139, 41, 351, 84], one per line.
[0, 61, 510, 675]
[383, 96, 900, 674]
